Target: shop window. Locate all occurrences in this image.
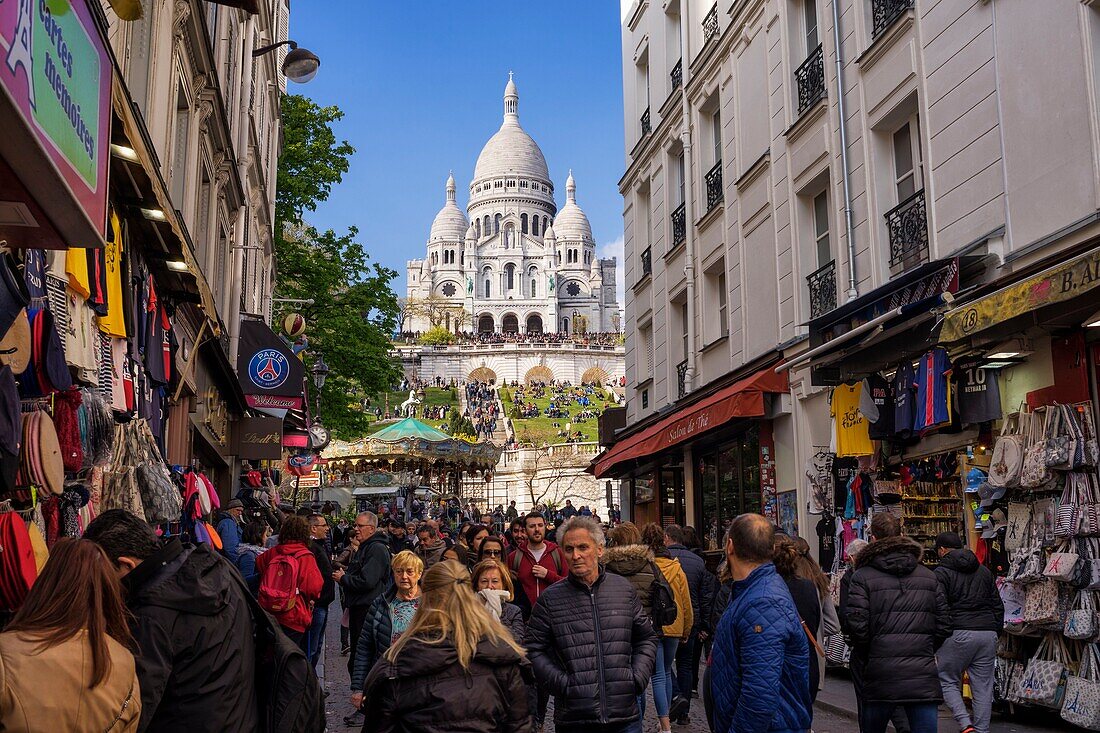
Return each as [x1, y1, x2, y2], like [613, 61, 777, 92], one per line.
[696, 426, 762, 551]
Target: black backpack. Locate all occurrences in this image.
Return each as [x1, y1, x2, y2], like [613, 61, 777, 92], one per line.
[649, 562, 678, 628]
[231, 574, 325, 732]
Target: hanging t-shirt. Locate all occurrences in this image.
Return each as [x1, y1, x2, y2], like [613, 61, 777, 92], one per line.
[816, 514, 836, 571]
[22, 250, 46, 301]
[831, 382, 874, 457]
[66, 248, 91, 299]
[65, 289, 98, 382]
[913, 347, 953, 432]
[859, 374, 895, 440]
[97, 211, 127, 337]
[893, 362, 916, 440]
[956, 359, 1002, 425]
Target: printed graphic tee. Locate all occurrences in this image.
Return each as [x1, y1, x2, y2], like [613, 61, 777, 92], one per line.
[859, 374, 895, 440]
[831, 382, 873, 457]
[956, 359, 1002, 425]
[893, 362, 917, 440]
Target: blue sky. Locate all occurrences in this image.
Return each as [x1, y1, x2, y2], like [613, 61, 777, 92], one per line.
[289, 2, 626, 300]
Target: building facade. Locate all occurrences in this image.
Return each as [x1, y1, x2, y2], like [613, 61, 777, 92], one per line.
[406, 76, 620, 337]
[607, 0, 1100, 556]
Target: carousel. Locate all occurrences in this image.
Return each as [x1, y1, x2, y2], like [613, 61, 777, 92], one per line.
[323, 418, 503, 512]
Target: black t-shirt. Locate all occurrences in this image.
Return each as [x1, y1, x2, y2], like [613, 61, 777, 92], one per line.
[956, 359, 1002, 425]
[893, 362, 916, 440]
[817, 514, 836, 571]
[861, 374, 895, 440]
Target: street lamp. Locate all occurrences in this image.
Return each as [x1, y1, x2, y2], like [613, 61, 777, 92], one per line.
[311, 354, 329, 415]
[252, 40, 321, 83]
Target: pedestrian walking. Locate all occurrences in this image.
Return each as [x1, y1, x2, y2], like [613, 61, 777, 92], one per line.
[771, 535, 825, 703]
[508, 512, 565, 618]
[641, 522, 693, 733]
[709, 514, 811, 733]
[333, 511, 392, 683]
[846, 512, 950, 733]
[525, 516, 657, 733]
[361, 560, 533, 733]
[349, 550, 424, 721]
[933, 531, 1003, 733]
[663, 524, 709, 724]
[385, 518, 413, 555]
[216, 498, 246, 562]
[235, 521, 269, 595]
[84, 509, 259, 733]
[0, 538, 141, 732]
[472, 558, 526, 642]
[307, 514, 336, 668]
[415, 523, 447, 569]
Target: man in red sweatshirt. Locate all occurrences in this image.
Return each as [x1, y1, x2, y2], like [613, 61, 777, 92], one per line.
[508, 511, 565, 613]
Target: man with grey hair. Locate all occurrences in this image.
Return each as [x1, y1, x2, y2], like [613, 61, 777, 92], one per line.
[332, 510, 391, 707]
[525, 515, 656, 733]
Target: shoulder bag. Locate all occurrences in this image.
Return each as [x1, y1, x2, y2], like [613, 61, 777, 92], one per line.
[1062, 642, 1100, 730]
[1065, 589, 1098, 641]
[1019, 633, 1073, 708]
[1023, 578, 1069, 627]
[990, 410, 1028, 489]
[1044, 404, 1073, 470]
[1044, 540, 1081, 583]
[1022, 408, 1052, 488]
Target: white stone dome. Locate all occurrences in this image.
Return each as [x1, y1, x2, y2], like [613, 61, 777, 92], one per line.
[472, 75, 550, 183]
[428, 173, 469, 242]
[552, 171, 593, 243]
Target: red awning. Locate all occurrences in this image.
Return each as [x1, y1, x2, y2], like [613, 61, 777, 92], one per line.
[593, 366, 788, 478]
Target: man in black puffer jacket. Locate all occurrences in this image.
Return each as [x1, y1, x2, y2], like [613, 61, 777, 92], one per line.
[526, 516, 657, 733]
[934, 531, 1003, 733]
[847, 513, 949, 733]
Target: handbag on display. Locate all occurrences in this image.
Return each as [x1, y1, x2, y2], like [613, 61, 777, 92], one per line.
[990, 410, 1028, 489]
[1062, 643, 1100, 730]
[1006, 501, 1031, 551]
[1022, 408, 1053, 488]
[1065, 590, 1098, 640]
[1077, 403, 1100, 469]
[1001, 580, 1026, 632]
[1009, 546, 1045, 585]
[100, 424, 146, 520]
[1023, 578, 1068, 627]
[1045, 540, 1081, 582]
[1044, 404, 1074, 470]
[1057, 474, 1084, 538]
[1082, 538, 1100, 591]
[1019, 634, 1073, 708]
[132, 420, 181, 524]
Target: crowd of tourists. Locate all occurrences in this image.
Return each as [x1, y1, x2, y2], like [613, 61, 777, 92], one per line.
[465, 381, 501, 439]
[397, 330, 624, 347]
[0, 494, 1001, 733]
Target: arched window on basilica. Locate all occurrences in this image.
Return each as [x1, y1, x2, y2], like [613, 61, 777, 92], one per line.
[505, 263, 515, 291]
[494, 214, 502, 233]
[521, 213, 528, 234]
[532, 216, 540, 236]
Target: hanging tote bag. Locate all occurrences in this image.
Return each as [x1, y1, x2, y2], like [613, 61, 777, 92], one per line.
[1079, 473, 1100, 536]
[1022, 408, 1053, 488]
[1023, 578, 1068, 627]
[990, 410, 1028, 488]
[1009, 545, 1045, 585]
[1006, 501, 1031, 551]
[133, 419, 181, 524]
[1019, 634, 1072, 708]
[1045, 540, 1081, 582]
[100, 424, 146, 520]
[1001, 580, 1027, 633]
[1044, 404, 1074, 470]
[1083, 538, 1100, 591]
[1057, 474, 1082, 538]
[1077, 403, 1100, 469]
[1065, 590, 1098, 641]
[1062, 643, 1100, 730]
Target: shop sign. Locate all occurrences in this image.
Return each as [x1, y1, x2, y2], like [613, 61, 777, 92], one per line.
[236, 416, 282, 461]
[941, 247, 1100, 342]
[236, 320, 304, 410]
[201, 386, 229, 448]
[0, 0, 111, 235]
[296, 470, 321, 489]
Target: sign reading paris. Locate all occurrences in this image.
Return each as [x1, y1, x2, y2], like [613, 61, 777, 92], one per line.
[248, 348, 291, 390]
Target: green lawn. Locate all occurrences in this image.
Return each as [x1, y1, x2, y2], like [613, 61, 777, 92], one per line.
[501, 389, 613, 445]
[359, 387, 459, 435]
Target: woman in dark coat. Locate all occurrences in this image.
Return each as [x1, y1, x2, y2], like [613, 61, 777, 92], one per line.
[361, 560, 532, 733]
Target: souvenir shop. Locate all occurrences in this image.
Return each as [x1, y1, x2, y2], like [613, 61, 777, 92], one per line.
[792, 250, 1100, 728]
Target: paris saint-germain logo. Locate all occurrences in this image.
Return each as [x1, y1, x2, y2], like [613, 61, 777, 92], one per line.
[248, 349, 290, 390]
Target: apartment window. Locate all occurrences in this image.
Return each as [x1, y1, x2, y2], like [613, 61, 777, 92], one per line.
[128, 5, 154, 114]
[718, 272, 728, 336]
[892, 116, 923, 203]
[712, 110, 722, 166]
[813, 191, 830, 267]
[680, 302, 689, 361]
[640, 322, 654, 375]
[803, 0, 819, 52]
[170, 89, 190, 205]
[677, 153, 686, 205]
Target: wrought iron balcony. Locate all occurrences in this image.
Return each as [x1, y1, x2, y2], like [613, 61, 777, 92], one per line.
[671, 203, 687, 246]
[795, 44, 826, 115]
[671, 59, 683, 92]
[640, 107, 651, 136]
[885, 189, 928, 272]
[872, 0, 913, 39]
[677, 360, 689, 399]
[705, 161, 723, 213]
[703, 4, 719, 43]
[807, 259, 837, 319]
[641, 247, 652, 277]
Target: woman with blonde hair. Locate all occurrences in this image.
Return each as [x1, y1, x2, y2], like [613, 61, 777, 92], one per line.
[471, 558, 525, 642]
[362, 560, 532, 732]
[0, 538, 141, 732]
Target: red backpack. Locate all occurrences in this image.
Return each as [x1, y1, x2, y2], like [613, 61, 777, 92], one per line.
[258, 548, 310, 614]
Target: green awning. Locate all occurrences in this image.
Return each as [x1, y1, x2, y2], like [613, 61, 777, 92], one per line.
[370, 418, 454, 442]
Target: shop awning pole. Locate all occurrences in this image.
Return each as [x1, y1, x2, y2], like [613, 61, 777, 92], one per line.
[775, 307, 903, 373]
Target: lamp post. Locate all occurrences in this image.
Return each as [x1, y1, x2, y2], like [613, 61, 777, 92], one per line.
[311, 354, 329, 416]
[252, 40, 321, 83]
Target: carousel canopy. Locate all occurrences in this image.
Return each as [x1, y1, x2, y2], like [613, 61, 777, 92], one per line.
[371, 418, 453, 442]
[324, 418, 502, 470]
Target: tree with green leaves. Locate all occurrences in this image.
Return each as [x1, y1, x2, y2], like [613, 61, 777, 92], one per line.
[274, 95, 401, 438]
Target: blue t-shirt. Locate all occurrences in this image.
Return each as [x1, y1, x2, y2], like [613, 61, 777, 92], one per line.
[913, 347, 952, 432]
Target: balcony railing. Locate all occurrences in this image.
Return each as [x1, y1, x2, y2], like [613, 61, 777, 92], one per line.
[872, 0, 913, 39]
[641, 247, 652, 277]
[705, 161, 723, 213]
[640, 107, 651, 136]
[885, 189, 928, 272]
[807, 259, 837, 319]
[677, 360, 689, 399]
[795, 44, 826, 115]
[703, 4, 719, 43]
[671, 203, 687, 246]
[671, 58, 683, 92]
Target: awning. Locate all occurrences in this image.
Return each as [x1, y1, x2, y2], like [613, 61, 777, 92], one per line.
[940, 245, 1100, 342]
[593, 366, 788, 478]
[236, 319, 305, 410]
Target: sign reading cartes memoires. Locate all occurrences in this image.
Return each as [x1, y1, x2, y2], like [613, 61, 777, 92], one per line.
[0, 0, 111, 235]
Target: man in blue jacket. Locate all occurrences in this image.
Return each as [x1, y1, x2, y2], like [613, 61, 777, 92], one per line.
[710, 514, 811, 733]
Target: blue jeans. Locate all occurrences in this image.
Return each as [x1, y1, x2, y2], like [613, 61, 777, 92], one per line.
[861, 702, 937, 733]
[307, 605, 328, 668]
[639, 636, 680, 718]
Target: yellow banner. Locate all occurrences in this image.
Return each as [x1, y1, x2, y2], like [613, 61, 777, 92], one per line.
[940, 247, 1100, 342]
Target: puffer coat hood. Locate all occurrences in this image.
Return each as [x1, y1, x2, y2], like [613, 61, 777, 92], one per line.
[603, 544, 655, 620]
[935, 548, 1003, 633]
[846, 536, 950, 704]
[361, 636, 533, 733]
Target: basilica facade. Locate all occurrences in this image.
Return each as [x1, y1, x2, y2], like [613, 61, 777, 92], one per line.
[406, 75, 620, 336]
